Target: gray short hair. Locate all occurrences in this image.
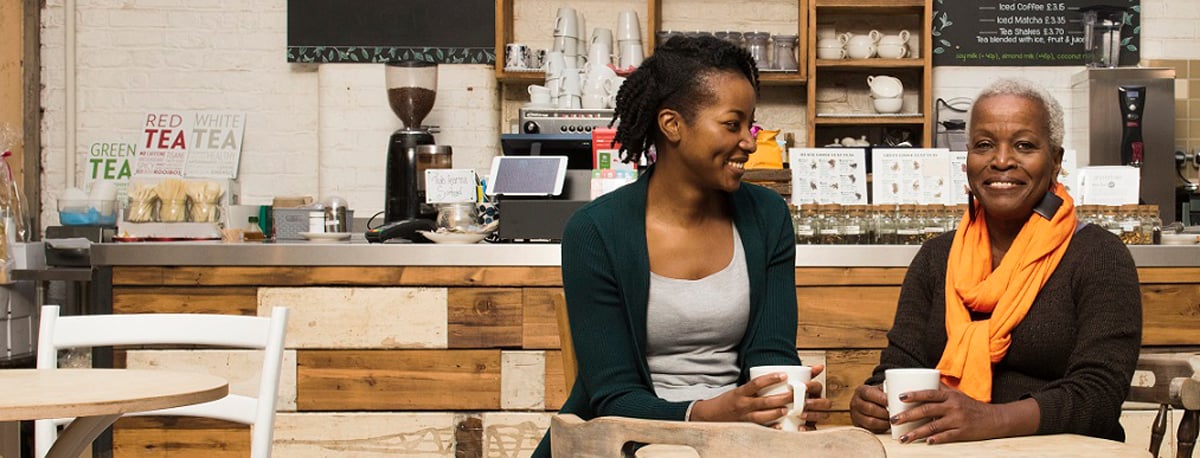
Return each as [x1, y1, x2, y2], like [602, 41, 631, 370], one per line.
[968, 78, 1065, 153]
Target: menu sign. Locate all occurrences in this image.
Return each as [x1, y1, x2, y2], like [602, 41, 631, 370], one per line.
[871, 148, 953, 205]
[133, 111, 246, 178]
[789, 148, 868, 205]
[932, 0, 1140, 66]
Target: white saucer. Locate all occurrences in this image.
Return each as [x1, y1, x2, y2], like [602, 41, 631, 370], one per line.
[417, 230, 487, 244]
[299, 231, 352, 241]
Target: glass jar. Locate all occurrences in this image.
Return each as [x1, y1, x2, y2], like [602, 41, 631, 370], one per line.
[921, 205, 945, 242]
[1100, 206, 1122, 238]
[160, 199, 188, 223]
[126, 196, 159, 223]
[841, 205, 865, 244]
[873, 205, 898, 245]
[715, 31, 744, 48]
[744, 32, 771, 69]
[1145, 205, 1162, 245]
[436, 202, 482, 233]
[896, 204, 921, 245]
[772, 34, 799, 70]
[1118, 204, 1142, 245]
[817, 204, 842, 244]
[794, 204, 819, 244]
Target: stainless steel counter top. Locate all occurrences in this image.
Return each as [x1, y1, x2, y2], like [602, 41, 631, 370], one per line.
[90, 240, 1200, 267]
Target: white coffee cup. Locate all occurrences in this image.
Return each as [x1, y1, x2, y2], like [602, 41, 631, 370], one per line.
[617, 10, 641, 41]
[592, 28, 614, 52]
[545, 75, 562, 104]
[619, 41, 644, 69]
[748, 365, 811, 432]
[582, 93, 607, 109]
[554, 7, 579, 38]
[589, 42, 612, 67]
[505, 43, 530, 69]
[553, 35, 578, 57]
[545, 51, 567, 75]
[528, 85, 552, 105]
[883, 368, 940, 441]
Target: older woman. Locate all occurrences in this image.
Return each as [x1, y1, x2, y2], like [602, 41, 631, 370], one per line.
[848, 78, 1142, 445]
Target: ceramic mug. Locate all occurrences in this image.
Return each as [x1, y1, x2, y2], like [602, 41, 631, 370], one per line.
[749, 365, 811, 432]
[554, 7, 579, 38]
[816, 47, 847, 60]
[505, 43, 530, 69]
[528, 85, 552, 106]
[619, 41, 644, 69]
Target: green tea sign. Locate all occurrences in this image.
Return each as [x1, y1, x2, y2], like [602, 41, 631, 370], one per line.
[88, 141, 135, 181]
[932, 0, 1140, 66]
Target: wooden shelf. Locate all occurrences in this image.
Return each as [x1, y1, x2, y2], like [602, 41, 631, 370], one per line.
[815, 59, 925, 69]
[807, 0, 933, 148]
[814, 115, 926, 125]
[814, 0, 923, 8]
[759, 72, 807, 86]
[497, 71, 544, 84]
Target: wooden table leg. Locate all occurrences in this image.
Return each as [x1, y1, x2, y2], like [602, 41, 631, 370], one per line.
[1151, 404, 1168, 456]
[1179, 409, 1198, 458]
[45, 414, 119, 458]
[0, 421, 19, 458]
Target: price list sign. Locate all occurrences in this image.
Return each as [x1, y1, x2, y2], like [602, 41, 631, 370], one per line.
[932, 0, 1139, 66]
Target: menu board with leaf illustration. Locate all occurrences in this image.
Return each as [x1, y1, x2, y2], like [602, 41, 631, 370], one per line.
[932, 0, 1139, 66]
[871, 148, 953, 205]
[287, 0, 495, 64]
[789, 148, 868, 205]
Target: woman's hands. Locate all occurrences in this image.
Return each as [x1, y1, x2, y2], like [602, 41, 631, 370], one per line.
[851, 383, 1042, 444]
[849, 384, 890, 433]
[890, 389, 1039, 444]
[690, 364, 833, 430]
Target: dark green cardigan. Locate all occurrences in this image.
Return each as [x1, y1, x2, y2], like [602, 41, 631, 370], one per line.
[533, 166, 801, 457]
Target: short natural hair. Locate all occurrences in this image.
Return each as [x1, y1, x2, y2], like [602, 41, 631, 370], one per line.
[968, 78, 1065, 153]
[611, 35, 759, 164]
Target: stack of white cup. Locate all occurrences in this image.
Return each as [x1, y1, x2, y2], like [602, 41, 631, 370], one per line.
[553, 8, 586, 71]
[616, 10, 643, 70]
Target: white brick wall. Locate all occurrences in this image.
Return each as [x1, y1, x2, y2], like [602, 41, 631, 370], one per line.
[37, 0, 1200, 225]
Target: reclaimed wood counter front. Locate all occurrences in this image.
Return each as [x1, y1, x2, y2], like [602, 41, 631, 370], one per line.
[91, 243, 1200, 457]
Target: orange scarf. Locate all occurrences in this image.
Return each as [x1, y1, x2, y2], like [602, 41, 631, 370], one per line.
[935, 183, 1076, 402]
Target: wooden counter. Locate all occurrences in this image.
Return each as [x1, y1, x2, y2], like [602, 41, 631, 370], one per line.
[90, 244, 1200, 457]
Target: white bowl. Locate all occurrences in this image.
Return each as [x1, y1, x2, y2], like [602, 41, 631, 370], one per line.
[873, 97, 903, 114]
[816, 48, 845, 60]
[877, 44, 907, 59]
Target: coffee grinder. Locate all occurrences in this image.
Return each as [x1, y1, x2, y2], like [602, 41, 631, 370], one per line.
[367, 61, 440, 243]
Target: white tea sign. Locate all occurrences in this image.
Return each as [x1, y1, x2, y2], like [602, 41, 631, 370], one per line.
[425, 169, 478, 203]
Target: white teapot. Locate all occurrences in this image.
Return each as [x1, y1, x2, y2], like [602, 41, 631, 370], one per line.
[844, 30, 880, 59]
[879, 30, 910, 46]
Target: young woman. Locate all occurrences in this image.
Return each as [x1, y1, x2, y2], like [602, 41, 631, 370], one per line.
[532, 35, 832, 457]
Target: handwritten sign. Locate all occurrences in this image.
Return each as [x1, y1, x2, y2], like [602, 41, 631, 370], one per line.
[932, 0, 1140, 66]
[425, 169, 478, 204]
[133, 111, 246, 178]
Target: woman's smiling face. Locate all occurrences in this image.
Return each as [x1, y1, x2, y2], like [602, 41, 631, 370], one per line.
[671, 70, 758, 193]
[966, 94, 1062, 226]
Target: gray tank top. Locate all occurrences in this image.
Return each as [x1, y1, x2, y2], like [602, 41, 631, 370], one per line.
[645, 225, 750, 402]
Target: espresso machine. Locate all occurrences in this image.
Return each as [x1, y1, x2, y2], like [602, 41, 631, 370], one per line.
[367, 61, 441, 243]
[1070, 67, 1175, 222]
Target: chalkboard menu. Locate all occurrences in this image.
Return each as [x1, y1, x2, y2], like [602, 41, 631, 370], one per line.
[932, 0, 1139, 66]
[287, 0, 495, 64]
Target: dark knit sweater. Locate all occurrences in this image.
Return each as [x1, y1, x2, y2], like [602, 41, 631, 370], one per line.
[532, 166, 801, 457]
[864, 224, 1142, 441]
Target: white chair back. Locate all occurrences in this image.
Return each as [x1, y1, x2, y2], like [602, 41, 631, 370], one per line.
[35, 305, 289, 458]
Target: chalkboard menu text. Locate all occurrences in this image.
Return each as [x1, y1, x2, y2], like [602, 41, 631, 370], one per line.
[932, 0, 1139, 66]
[287, 0, 495, 64]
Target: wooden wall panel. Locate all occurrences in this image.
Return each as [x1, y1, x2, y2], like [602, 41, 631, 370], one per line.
[544, 350, 568, 411]
[1138, 267, 1200, 284]
[112, 286, 258, 315]
[113, 417, 248, 458]
[297, 350, 501, 411]
[796, 286, 900, 348]
[795, 267, 907, 286]
[522, 287, 563, 349]
[448, 288, 524, 349]
[113, 266, 563, 287]
[1141, 284, 1200, 346]
[824, 350, 882, 412]
[273, 412, 460, 456]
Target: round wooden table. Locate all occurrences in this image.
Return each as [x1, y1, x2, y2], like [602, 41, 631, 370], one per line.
[877, 433, 1151, 457]
[0, 369, 228, 458]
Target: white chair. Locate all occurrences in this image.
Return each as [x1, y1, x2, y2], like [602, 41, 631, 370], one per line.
[35, 304, 289, 458]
